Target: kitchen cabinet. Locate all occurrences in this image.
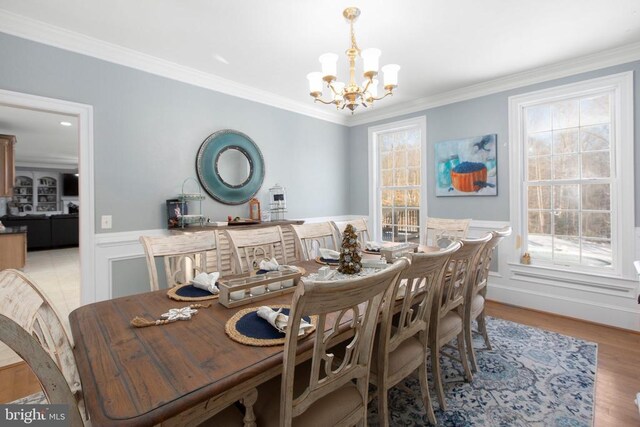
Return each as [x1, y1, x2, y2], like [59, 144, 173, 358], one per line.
[0, 134, 16, 197]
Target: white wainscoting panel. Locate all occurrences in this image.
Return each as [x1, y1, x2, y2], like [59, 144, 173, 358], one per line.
[93, 215, 366, 301]
[483, 222, 640, 331]
[93, 220, 640, 330]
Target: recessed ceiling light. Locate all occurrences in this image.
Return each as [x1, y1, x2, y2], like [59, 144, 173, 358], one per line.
[60, 121, 72, 127]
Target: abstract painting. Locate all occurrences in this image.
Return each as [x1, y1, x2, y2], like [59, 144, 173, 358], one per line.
[435, 134, 497, 196]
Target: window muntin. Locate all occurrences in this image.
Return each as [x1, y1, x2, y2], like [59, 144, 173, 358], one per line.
[524, 92, 613, 268]
[378, 127, 422, 243]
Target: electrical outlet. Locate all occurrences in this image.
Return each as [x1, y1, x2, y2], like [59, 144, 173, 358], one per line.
[101, 215, 112, 230]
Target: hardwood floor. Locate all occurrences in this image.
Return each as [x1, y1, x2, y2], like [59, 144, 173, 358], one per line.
[485, 300, 640, 427]
[0, 361, 40, 403]
[2, 301, 639, 426]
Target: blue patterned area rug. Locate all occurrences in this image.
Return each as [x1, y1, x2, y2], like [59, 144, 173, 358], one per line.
[368, 316, 597, 426]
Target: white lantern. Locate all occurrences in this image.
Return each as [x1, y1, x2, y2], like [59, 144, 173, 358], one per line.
[361, 48, 381, 75]
[382, 64, 400, 88]
[319, 53, 338, 80]
[306, 72, 323, 95]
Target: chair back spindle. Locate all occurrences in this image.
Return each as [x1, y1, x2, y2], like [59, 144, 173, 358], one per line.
[225, 226, 288, 274]
[425, 217, 471, 247]
[291, 222, 339, 260]
[139, 231, 219, 291]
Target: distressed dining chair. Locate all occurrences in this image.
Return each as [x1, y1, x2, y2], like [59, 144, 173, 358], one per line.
[139, 231, 220, 291]
[464, 226, 512, 372]
[225, 226, 288, 274]
[0, 269, 250, 427]
[332, 217, 371, 244]
[0, 269, 87, 426]
[252, 258, 409, 427]
[370, 242, 461, 426]
[428, 234, 491, 411]
[425, 217, 471, 248]
[291, 222, 339, 260]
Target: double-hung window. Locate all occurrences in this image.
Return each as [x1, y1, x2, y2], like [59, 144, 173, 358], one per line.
[368, 117, 427, 244]
[509, 72, 634, 276]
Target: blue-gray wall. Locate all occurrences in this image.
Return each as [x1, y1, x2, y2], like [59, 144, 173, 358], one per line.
[0, 33, 351, 233]
[349, 61, 640, 224]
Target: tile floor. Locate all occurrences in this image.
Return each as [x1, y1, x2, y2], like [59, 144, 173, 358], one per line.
[0, 247, 80, 367]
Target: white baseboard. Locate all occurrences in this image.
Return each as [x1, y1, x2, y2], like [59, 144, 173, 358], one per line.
[487, 281, 640, 331]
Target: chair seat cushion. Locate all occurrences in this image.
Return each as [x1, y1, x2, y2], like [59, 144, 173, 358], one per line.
[254, 361, 363, 427]
[371, 335, 424, 378]
[470, 294, 485, 319]
[438, 311, 462, 344]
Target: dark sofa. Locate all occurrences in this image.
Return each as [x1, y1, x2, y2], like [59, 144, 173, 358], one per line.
[1, 214, 79, 250]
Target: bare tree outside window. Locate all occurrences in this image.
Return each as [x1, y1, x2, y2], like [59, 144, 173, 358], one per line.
[524, 92, 612, 267]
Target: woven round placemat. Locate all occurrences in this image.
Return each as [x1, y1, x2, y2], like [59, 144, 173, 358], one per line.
[314, 256, 340, 266]
[225, 305, 317, 347]
[167, 284, 219, 302]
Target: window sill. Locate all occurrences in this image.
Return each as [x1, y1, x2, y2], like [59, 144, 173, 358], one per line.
[507, 261, 637, 295]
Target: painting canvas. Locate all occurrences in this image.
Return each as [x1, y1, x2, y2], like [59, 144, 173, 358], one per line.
[435, 134, 497, 196]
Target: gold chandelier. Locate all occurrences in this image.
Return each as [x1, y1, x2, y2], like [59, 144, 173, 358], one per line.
[306, 7, 400, 113]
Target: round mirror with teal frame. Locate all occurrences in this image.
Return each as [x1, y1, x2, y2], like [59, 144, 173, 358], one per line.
[196, 130, 265, 205]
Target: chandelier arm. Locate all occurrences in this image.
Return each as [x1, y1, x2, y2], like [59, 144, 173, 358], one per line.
[313, 97, 338, 105]
[327, 82, 340, 96]
[368, 90, 394, 102]
[361, 77, 373, 94]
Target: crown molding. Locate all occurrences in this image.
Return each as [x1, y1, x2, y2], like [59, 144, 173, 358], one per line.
[347, 41, 640, 127]
[0, 10, 348, 126]
[2, 9, 640, 129]
[16, 154, 78, 170]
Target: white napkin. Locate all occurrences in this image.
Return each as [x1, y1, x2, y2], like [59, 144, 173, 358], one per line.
[190, 272, 220, 294]
[319, 248, 340, 260]
[259, 257, 280, 271]
[365, 241, 381, 251]
[256, 306, 314, 336]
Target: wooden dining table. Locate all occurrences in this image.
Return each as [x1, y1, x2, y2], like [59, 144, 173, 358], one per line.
[70, 259, 349, 426]
[69, 249, 435, 426]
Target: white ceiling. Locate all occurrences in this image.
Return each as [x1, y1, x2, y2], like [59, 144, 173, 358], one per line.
[1, 0, 639, 124]
[0, 105, 78, 168]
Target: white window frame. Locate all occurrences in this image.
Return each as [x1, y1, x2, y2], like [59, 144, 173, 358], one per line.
[368, 116, 427, 244]
[508, 72, 634, 279]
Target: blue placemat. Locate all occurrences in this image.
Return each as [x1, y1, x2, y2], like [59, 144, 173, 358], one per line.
[315, 256, 340, 265]
[167, 284, 219, 301]
[225, 305, 316, 346]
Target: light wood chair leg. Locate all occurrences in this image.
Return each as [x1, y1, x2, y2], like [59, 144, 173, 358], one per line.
[465, 319, 478, 373]
[377, 386, 389, 427]
[241, 388, 258, 427]
[431, 345, 447, 411]
[457, 332, 473, 383]
[418, 363, 436, 425]
[478, 312, 492, 350]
